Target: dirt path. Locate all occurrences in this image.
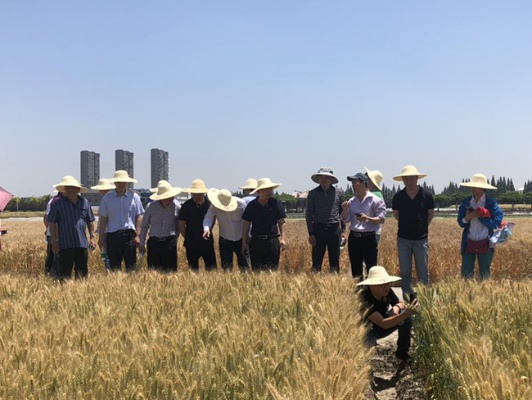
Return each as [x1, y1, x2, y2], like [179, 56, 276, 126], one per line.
[363, 329, 426, 399]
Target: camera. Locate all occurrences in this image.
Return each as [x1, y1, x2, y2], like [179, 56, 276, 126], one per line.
[0, 229, 7, 235]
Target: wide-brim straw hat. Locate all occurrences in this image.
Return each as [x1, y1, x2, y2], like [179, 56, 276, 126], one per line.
[207, 188, 238, 212]
[54, 175, 88, 193]
[250, 177, 282, 194]
[111, 170, 137, 183]
[150, 181, 182, 200]
[311, 167, 339, 184]
[364, 167, 383, 190]
[238, 178, 258, 191]
[90, 179, 115, 191]
[460, 173, 497, 190]
[356, 266, 402, 286]
[393, 165, 427, 181]
[150, 180, 169, 193]
[183, 179, 209, 194]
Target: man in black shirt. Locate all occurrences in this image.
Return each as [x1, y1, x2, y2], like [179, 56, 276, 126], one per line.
[179, 179, 217, 271]
[242, 177, 286, 271]
[305, 167, 345, 273]
[392, 165, 434, 301]
[358, 266, 418, 362]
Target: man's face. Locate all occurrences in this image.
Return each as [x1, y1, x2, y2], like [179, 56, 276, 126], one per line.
[402, 175, 419, 189]
[351, 179, 366, 193]
[192, 193, 205, 203]
[64, 186, 80, 199]
[318, 175, 333, 190]
[159, 197, 173, 207]
[471, 187, 484, 198]
[258, 187, 274, 200]
[114, 181, 128, 192]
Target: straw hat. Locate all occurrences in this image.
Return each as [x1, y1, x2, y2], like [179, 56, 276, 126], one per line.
[150, 180, 169, 193]
[53, 176, 88, 193]
[356, 266, 402, 286]
[207, 188, 238, 212]
[150, 181, 182, 200]
[311, 167, 339, 184]
[91, 179, 115, 191]
[460, 173, 497, 190]
[183, 179, 208, 194]
[238, 178, 258, 191]
[250, 177, 282, 194]
[393, 165, 427, 181]
[111, 170, 137, 183]
[364, 167, 383, 190]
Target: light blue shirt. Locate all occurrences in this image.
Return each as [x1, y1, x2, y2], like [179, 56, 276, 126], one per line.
[99, 189, 144, 233]
[342, 191, 386, 232]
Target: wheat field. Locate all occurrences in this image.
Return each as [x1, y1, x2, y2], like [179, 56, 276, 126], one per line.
[0, 217, 530, 399]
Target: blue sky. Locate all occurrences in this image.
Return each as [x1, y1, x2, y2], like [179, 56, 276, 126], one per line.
[1, 1, 531, 197]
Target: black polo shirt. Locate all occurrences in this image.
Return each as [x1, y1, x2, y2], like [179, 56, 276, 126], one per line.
[242, 197, 286, 237]
[392, 187, 434, 240]
[178, 197, 213, 248]
[360, 287, 400, 322]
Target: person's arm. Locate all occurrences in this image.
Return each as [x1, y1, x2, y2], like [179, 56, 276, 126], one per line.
[139, 207, 150, 251]
[50, 222, 60, 254]
[341, 199, 351, 222]
[241, 220, 251, 255]
[134, 214, 143, 248]
[427, 209, 435, 226]
[98, 216, 108, 249]
[392, 210, 399, 221]
[203, 205, 216, 239]
[278, 218, 286, 249]
[481, 199, 504, 230]
[178, 220, 187, 239]
[368, 300, 418, 330]
[87, 221, 96, 249]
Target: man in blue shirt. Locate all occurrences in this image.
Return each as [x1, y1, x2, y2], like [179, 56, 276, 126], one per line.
[242, 177, 286, 271]
[48, 176, 96, 280]
[98, 170, 144, 272]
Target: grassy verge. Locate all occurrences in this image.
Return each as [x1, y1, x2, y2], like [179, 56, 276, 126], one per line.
[415, 280, 532, 400]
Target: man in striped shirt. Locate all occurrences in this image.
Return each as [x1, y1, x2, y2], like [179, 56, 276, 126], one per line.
[305, 168, 345, 273]
[48, 176, 96, 280]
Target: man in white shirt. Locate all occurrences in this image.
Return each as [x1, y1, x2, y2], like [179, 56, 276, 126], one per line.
[203, 188, 248, 271]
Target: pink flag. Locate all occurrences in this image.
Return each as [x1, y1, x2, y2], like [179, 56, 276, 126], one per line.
[0, 187, 14, 212]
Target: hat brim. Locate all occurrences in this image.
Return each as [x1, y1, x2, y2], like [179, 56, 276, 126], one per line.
[364, 167, 382, 190]
[183, 188, 208, 194]
[393, 173, 427, 181]
[238, 185, 257, 190]
[207, 189, 238, 212]
[250, 183, 281, 195]
[356, 276, 402, 286]
[111, 178, 137, 183]
[311, 173, 339, 185]
[460, 182, 496, 190]
[54, 184, 89, 193]
[90, 184, 115, 191]
[150, 187, 182, 200]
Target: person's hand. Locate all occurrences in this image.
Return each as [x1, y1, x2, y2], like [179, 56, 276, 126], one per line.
[98, 236, 105, 249]
[139, 245, 146, 254]
[88, 238, 97, 250]
[280, 238, 287, 250]
[405, 299, 419, 315]
[203, 229, 211, 240]
[51, 241, 60, 254]
[133, 235, 141, 248]
[241, 242, 249, 256]
[342, 200, 350, 212]
[358, 213, 368, 222]
[308, 235, 316, 246]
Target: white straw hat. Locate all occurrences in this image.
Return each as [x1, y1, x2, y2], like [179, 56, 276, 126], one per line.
[250, 177, 282, 194]
[364, 167, 383, 190]
[311, 167, 339, 184]
[90, 179, 115, 191]
[54, 176, 88, 193]
[150, 181, 182, 200]
[111, 170, 137, 183]
[460, 173, 497, 190]
[238, 178, 258, 191]
[393, 165, 427, 181]
[150, 180, 169, 193]
[207, 188, 238, 212]
[356, 266, 402, 286]
[183, 179, 209, 194]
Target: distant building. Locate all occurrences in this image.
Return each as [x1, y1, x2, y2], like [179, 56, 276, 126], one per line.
[151, 148, 169, 188]
[115, 149, 134, 188]
[80, 150, 100, 188]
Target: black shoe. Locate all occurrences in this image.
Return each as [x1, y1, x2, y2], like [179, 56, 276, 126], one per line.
[395, 352, 412, 364]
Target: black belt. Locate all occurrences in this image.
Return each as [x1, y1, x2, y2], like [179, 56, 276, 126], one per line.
[254, 234, 280, 240]
[110, 229, 135, 235]
[349, 231, 376, 238]
[313, 222, 339, 228]
[149, 235, 176, 242]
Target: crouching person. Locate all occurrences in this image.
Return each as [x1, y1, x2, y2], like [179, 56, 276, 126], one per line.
[357, 266, 418, 363]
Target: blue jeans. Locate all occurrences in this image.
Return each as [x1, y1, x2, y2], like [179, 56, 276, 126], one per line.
[461, 250, 494, 280]
[397, 237, 429, 296]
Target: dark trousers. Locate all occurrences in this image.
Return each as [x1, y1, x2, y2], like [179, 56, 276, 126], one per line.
[311, 223, 341, 273]
[45, 236, 56, 276]
[365, 314, 413, 355]
[249, 236, 280, 271]
[106, 230, 137, 272]
[58, 247, 88, 280]
[348, 232, 378, 279]
[219, 237, 249, 271]
[186, 245, 217, 271]
[147, 236, 178, 272]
